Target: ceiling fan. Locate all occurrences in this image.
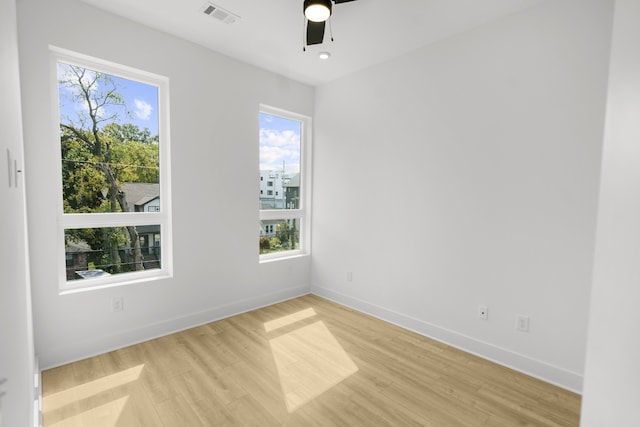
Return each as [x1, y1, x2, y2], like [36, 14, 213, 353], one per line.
[303, 0, 357, 48]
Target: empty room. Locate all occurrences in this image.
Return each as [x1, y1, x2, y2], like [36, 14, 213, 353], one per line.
[1, 0, 639, 425]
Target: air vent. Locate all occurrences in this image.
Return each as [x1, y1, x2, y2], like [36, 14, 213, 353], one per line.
[202, 2, 240, 24]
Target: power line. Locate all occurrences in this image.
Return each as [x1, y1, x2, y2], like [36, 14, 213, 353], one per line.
[62, 158, 159, 170]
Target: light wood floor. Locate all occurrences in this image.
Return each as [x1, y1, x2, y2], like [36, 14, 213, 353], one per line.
[42, 295, 581, 426]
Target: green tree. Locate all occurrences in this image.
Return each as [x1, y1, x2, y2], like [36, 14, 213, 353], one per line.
[59, 64, 158, 273]
[102, 122, 157, 145]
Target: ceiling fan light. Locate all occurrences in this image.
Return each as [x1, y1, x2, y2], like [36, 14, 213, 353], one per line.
[304, 0, 332, 22]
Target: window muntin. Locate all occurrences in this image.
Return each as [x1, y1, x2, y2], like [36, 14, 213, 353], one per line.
[259, 106, 310, 260]
[54, 48, 172, 291]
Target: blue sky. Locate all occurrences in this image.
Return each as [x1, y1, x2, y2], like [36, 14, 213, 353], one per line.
[259, 113, 301, 175]
[58, 62, 159, 136]
[58, 62, 302, 171]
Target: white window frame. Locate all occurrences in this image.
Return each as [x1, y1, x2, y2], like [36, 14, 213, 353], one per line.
[259, 104, 312, 262]
[51, 47, 173, 293]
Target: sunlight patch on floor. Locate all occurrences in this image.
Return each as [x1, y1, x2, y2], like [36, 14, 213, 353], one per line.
[43, 364, 144, 426]
[47, 396, 130, 427]
[269, 318, 358, 412]
[264, 307, 317, 332]
[44, 364, 144, 411]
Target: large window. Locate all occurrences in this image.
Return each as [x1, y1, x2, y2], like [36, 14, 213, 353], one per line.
[259, 105, 311, 260]
[53, 48, 172, 291]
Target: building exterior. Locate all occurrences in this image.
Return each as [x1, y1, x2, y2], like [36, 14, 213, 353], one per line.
[259, 170, 290, 209]
[284, 173, 300, 210]
[120, 183, 161, 264]
[259, 171, 300, 238]
[120, 182, 160, 213]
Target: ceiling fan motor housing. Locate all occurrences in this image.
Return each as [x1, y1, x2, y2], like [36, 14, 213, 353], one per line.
[304, 0, 332, 22]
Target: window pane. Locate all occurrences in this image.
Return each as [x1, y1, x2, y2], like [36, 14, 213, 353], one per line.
[65, 226, 161, 281]
[58, 62, 160, 214]
[259, 219, 300, 254]
[259, 113, 301, 210]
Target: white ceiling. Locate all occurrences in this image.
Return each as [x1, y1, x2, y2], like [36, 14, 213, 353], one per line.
[80, 0, 546, 86]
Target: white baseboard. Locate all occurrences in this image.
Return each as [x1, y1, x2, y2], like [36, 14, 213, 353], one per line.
[39, 285, 309, 370]
[311, 285, 583, 394]
[34, 356, 42, 427]
[39, 283, 583, 394]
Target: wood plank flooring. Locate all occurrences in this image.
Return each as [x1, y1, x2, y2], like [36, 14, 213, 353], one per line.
[42, 295, 581, 426]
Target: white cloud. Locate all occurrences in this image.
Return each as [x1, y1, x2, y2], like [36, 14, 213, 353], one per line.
[58, 64, 118, 123]
[260, 129, 299, 147]
[259, 129, 300, 173]
[58, 64, 98, 93]
[80, 99, 106, 119]
[133, 98, 152, 120]
[59, 64, 99, 113]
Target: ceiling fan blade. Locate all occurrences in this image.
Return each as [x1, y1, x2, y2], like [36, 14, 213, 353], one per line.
[333, 0, 357, 3]
[306, 20, 325, 45]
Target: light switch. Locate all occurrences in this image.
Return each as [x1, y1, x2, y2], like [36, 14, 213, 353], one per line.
[6, 148, 12, 188]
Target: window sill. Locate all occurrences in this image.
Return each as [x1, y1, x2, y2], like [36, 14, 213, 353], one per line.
[259, 251, 309, 264]
[59, 270, 172, 295]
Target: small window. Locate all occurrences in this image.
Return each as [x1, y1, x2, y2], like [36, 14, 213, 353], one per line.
[259, 105, 311, 259]
[53, 47, 172, 291]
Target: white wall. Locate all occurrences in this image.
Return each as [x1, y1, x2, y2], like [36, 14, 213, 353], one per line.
[17, 0, 314, 369]
[0, 0, 36, 425]
[312, 0, 613, 392]
[581, 0, 640, 424]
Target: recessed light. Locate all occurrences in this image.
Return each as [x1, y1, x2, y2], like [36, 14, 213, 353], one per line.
[319, 51, 331, 60]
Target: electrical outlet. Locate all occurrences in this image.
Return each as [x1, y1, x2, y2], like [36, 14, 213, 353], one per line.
[517, 314, 530, 332]
[112, 296, 124, 313]
[478, 305, 488, 320]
